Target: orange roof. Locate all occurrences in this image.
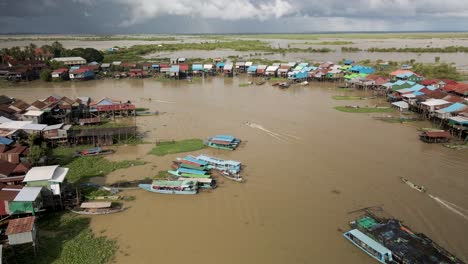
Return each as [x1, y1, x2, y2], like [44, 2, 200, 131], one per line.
[389, 70, 413, 76]
[6, 216, 35, 235]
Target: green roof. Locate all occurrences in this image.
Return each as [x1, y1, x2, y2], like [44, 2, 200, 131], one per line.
[357, 216, 378, 230]
[152, 179, 196, 187]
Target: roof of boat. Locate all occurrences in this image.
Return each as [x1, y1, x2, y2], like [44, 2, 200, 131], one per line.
[196, 154, 240, 166]
[177, 168, 208, 175]
[152, 179, 197, 187]
[183, 156, 207, 166]
[81, 202, 112, 209]
[211, 135, 236, 142]
[346, 229, 392, 254]
[178, 178, 212, 183]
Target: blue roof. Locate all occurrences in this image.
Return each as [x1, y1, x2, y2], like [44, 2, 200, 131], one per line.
[406, 84, 425, 92]
[151, 64, 160, 68]
[345, 229, 392, 255]
[177, 168, 208, 175]
[396, 72, 416, 78]
[183, 156, 208, 166]
[216, 62, 225, 67]
[344, 59, 354, 65]
[413, 91, 425, 96]
[426, 85, 438, 91]
[247, 66, 258, 72]
[438, 103, 467, 113]
[170, 65, 180, 72]
[212, 135, 235, 142]
[192, 64, 203, 71]
[0, 137, 13, 145]
[349, 65, 375, 74]
[298, 62, 309, 67]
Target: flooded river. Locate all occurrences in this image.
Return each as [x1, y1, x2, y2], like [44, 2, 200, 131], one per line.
[3, 78, 468, 263]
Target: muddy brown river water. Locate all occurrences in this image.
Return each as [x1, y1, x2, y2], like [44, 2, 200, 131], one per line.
[3, 78, 468, 263]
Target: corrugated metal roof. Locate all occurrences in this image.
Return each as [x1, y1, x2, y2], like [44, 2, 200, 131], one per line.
[392, 101, 409, 109]
[346, 229, 392, 254]
[421, 99, 450, 106]
[43, 123, 64, 131]
[0, 121, 32, 130]
[13, 187, 42, 202]
[436, 103, 467, 114]
[21, 124, 47, 131]
[245, 62, 253, 67]
[6, 216, 35, 235]
[23, 165, 68, 183]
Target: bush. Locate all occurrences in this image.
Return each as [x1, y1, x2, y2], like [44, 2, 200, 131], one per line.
[40, 69, 52, 82]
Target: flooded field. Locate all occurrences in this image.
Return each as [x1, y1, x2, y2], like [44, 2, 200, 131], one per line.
[2, 78, 467, 263]
[3, 35, 468, 69]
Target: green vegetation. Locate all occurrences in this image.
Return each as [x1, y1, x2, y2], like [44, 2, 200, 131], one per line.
[0, 35, 177, 42]
[155, 170, 170, 179]
[230, 32, 468, 40]
[269, 77, 288, 82]
[81, 186, 112, 197]
[0, 79, 11, 88]
[5, 213, 117, 264]
[239, 83, 251, 87]
[40, 69, 52, 82]
[341, 47, 363, 52]
[149, 139, 205, 156]
[334, 106, 395, 113]
[412, 63, 461, 80]
[135, 107, 149, 112]
[27, 134, 51, 165]
[314, 41, 354, 45]
[367, 46, 468, 53]
[332, 95, 364, 100]
[65, 156, 146, 183]
[103, 40, 333, 62]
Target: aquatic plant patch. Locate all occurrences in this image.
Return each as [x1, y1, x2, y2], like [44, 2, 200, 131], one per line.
[332, 96, 363, 100]
[149, 139, 205, 156]
[334, 106, 395, 113]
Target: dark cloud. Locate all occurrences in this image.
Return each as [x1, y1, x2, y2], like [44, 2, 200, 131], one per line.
[0, 0, 467, 33]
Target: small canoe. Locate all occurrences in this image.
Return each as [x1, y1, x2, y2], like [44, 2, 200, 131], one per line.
[401, 177, 426, 193]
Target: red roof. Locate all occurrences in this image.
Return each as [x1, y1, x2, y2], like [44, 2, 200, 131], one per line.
[130, 69, 143, 73]
[426, 90, 448, 99]
[0, 189, 20, 202]
[0, 160, 17, 176]
[5, 145, 27, 155]
[13, 162, 30, 174]
[6, 216, 35, 235]
[422, 131, 451, 138]
[179, 64, 189, 71]
[443, 95, 464, 103]
[72, 68, 91, 74]
[390, 69, 413, 76]
[442, 79, 458, 85]
[52, 68, 68, 74]
[81, 65, 99, 71]
[421, 79, 441, 86]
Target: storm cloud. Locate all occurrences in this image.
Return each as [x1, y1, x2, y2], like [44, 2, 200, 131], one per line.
[1, 0, 468, 33]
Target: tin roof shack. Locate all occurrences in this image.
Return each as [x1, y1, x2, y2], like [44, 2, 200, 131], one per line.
[22, 110, 44, 124]
[435, 103, 468, 119]
[0, 160, 17, 178]
[129, 69, 143, 78]
[396, 72, 424, 83]
[391, 101, 410, 112]
[203, 64, 215, 75]
[235, 61, 246, 73]
[277, 64, 292, 78]
[247, 65, 258, 76]
[69, 68, 95, 81]
[256, 65, 267, 76]
[420, 99, 451, 113]
[169, 65, 180, 78]
[0, 186, 22, 216]
[51, 68, 69, 80]
[51, 57, 86, 66]
[349, 65, 375, 75]
[420, 131, 451, 143]
[178, 64, 189, 78]
[265, 65, 279, 77]
[9, 99, 30, 115]
[9, 187, 43, 215]
[0, 144, 29, 164]
[6, 216, 37, 248]
[43, 123, 71, 144]
[23, 165, 68, 196]
[216, 62, 225, 72]
[223, 64, 233, 77]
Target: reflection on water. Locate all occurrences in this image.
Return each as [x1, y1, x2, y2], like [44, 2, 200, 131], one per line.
[3, 78, 467, 263]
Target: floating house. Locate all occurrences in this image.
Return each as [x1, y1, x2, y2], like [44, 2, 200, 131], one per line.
[420, 131, 451, 143]
[277, 64, 291, 78]
[51, 68, 69, 80]
[223, 64, 233, 76]
[129, 69, 143, 78]
[169, 65, 180, 78]
[69, 68, 94, 80]
[192, 64, 204, 75]
[247, 65, 258, 76]
[216, 62, 225, 72]
[23, 165, 69, 196]
[256, 65, 267, 76]
[265, 65, 279, 77]
[235, 61, 246, 73]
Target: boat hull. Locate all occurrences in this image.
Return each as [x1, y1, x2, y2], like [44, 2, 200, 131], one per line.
[138, 184, 197, 194]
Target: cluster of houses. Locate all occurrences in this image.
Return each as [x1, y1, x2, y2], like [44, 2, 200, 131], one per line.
[0, 94, 136, 145]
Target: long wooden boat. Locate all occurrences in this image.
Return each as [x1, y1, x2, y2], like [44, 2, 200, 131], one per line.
[419, 131, 451, 143]
[400, 177, 426, 193]
[344, 212, 464, 264]
[178, 177, 217, 189]
[71, 202, 125, 215]
[195, 154, 241, 175]
[74, 147, 115, 157]
[212, 170, 244, 182]
[139, 179, 198, 194]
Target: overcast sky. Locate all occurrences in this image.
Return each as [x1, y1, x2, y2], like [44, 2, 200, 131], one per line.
[1, 0, 468, 34]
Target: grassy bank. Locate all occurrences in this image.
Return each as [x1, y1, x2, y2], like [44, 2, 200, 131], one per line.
[70, 121, 133, 130]
[332, 95, 363, 100]
[334, 106, 395, 113]
[315, 41, 354, 45]
[149, 139, 205, 156]
[52, 146, 145, 183]
[5, 213, 117, 264]
[64, 156, 146, 183]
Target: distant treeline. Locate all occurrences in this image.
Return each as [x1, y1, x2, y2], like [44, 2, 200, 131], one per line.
[342, 46, 468, 53]
[0, 36, 177, 42]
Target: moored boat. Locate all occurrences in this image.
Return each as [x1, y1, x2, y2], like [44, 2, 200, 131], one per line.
[419, 131, 451, 143]
[178, 177, 217, 189]
[71, 202, 125, 215]
[279, 82, 291, 88]
[344, 212, 463, 263]
[205, 135, 241, 150]
[139, 179, 198, 194]
[74, 147, 115, 157]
